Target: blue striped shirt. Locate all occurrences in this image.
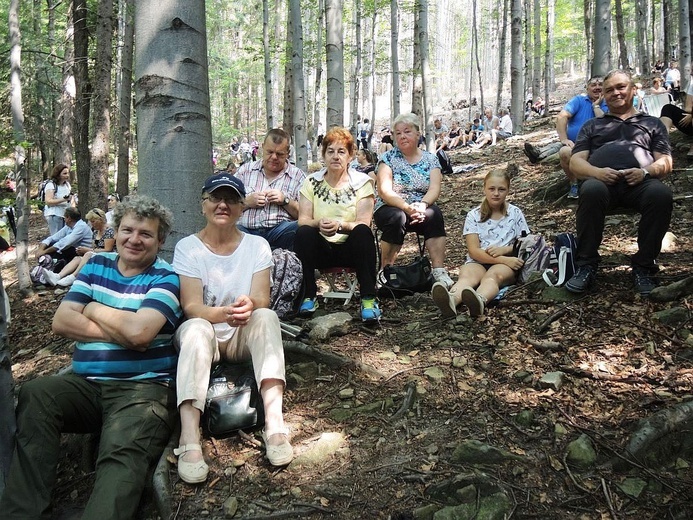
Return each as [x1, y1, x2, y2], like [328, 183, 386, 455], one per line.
[64, 252, 182, 381]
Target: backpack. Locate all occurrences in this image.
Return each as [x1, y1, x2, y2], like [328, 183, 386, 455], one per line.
[436, 149, 454, 175]
[542, 233, 578, 287]
[36, 180, 52, 210]
[270, 248, 304, 319]
[360, 129, 368, 139]
[514, 233, 556, 284]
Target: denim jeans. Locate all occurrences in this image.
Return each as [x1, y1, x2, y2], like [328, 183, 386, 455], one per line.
[237, 220, 298, 251]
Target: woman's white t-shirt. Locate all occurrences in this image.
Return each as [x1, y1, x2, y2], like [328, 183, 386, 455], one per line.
[462, 203, 529, 263]
[43, 181, 72, 219]
[172, 232, 272, 341]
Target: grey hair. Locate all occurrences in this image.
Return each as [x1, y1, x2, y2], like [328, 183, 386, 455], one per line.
[604, 69, 633, 86]
[113, 195, 174, 242]
[393, 113, 421, 133]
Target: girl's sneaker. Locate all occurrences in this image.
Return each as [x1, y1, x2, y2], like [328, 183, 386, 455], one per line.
[360, 298, 381, 323]
[298, 297, 318, 316]
[461, 287, 486, 317]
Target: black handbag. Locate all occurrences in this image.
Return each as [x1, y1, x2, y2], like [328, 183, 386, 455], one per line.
[377, 234, 434, 298]
[202, 365, 264, 438]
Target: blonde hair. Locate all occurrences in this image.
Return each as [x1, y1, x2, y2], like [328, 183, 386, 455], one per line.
[85, 208, 106, 222]
[392, 113, 421, 133]
[479, 169, 511, 223]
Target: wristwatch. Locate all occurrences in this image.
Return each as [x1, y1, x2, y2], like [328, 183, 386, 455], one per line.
[281, 195, 290, 206]
[642, 168, 651, 180]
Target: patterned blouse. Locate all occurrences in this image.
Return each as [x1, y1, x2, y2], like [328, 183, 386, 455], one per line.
[93, 226, 115, 250]
[376, 147, 441, 210]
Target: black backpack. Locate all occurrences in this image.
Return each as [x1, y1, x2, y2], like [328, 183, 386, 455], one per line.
[436, 149, 453, 175]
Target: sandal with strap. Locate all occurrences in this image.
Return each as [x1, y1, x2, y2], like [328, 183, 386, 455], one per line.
[173, 443, 209, 484]
[262, 428, 294, 466]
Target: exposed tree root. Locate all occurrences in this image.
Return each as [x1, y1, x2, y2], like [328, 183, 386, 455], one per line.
[284, 340, 384, 379]
[519, 334, 564, 352]
[390, 381, 417, 421]
[649, 276, 693, 302]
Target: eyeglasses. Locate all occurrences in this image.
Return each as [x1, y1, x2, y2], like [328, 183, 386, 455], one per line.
[202, 193, 242, 204]
[265, 150, 289, 159]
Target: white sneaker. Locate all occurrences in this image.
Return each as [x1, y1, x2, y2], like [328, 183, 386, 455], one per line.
[43, 270, 61, 286]
[461, 287, 486, 317]
[57, 274, 76, 287]
[431, 282, 457, 318]
[431, 268, 453, 289]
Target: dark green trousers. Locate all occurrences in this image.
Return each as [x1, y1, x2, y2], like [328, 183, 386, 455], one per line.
[0, 374, 176, 520]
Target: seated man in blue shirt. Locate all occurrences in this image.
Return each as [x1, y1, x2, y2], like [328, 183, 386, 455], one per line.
[0, 195, 183, 519]
[35, 206, 92, 265]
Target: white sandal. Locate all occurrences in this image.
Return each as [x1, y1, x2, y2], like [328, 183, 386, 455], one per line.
[173, 443, 209, 484]
[262, 429, 294, 466]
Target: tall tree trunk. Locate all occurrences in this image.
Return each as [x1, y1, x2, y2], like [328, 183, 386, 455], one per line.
[9, 0, 31, 297]
[496, 0, 510, 113]
[663, 0, 672, 62]
[88, 0, 115, 213]
[3, 0, 23, 492]
[290, 0, 308, 172]
[58, 2, 75, 171]
[592, 0, 611, 77]
[273, 0, 285, 130]
[531, 0, 541, 101]
[472, 0, 484, 113]
[419, 0, 432, 150]
[134, 0, 213, 260]
[73, 0, 91, 189]
[34, 0, 50, 175]
[350, 0, 362, 136]
[584, 0, 594, 78]
[614, 0, 629, 70]
[263, 0, 274, 130]
[312, 0, 325, 161]
[679, 0, 690, 87]
[369, 8, 378, 140]
[635, 0, 650, 76]
[390, 0, 400, 118]
[282, 13, 294, 134]
[326, 0, 344, 127]
[116, 0, 134, 199]
[411, 5, 423, 117]
[543, 0, 555, 112]
[510, 0, 524, 132]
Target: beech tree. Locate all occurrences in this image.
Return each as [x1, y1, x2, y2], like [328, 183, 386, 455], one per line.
[592, 0, 611, 76]
[116, 0, 134, 198]
[134, 1, 213, 259]
[290, 0, 308, 171]
[326, 0, 344, 127]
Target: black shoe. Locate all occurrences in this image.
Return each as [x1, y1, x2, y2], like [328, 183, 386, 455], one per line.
[524, 142, 541, 164]
[565, 264, 597, 293]
[632, 268, 657, 296]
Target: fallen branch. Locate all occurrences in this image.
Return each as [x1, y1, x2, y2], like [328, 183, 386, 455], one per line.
[519, 334, 564, 352]
[283, 340, 384, 379]
[390, 381, 417, 421]
[558, 365, 651, 385]
[601, 478, 619, 520]
[535, 308, 568, 334]
[153, 426, 180, 520]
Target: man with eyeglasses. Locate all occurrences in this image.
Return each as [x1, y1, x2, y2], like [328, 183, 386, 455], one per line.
[234, 128, 307, 250]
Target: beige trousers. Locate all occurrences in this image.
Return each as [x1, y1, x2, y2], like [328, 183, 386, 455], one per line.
[174, 308, 286, 412]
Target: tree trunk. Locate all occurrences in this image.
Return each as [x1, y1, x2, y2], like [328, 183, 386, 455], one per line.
[419, 0, 432, 150]
[369, 9, 378, 138]
[134, 0, 213, 261]
[263, 0, 274, 131]
[73, 0, 91, 190]
[614, 0, 629, 70]
[472, 0, 483, 112]
[326, 0, 344, 127]
[663, 0, 672, 62]
[411, 5, 423, 118]
[58, 2, 75, 170]
[496, 0, 510, 114]
[390, 0, 400, 118]
[635, 0, 650, 77]
[679, 0, 691, 87]
[283, 12, 294, 135]
[592, 0, 611, 77]
[531, 0, 541, 101]
[543, 0, 555, 110]
[584, 0, 593, 78]
[312, 0, 324, 162]
[116, 0, 134, 199]
[290, 0, 308, 172]
[510, 0, 524, 131]
[350, 0, 362, 137]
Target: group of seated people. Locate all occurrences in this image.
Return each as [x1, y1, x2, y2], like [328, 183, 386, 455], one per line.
[1, 70, 676, 517]
[434, 108, 514, 152]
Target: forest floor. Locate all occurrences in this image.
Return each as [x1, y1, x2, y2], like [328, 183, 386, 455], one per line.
[4, 82, 693, 519]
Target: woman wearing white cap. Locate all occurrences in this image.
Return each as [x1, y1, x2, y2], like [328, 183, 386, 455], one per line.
[171, 173, 292, 484]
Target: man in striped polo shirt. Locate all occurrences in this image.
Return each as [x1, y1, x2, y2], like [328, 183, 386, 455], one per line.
[0, 195, 182, 519]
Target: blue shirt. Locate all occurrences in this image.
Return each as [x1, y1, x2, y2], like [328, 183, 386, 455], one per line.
[41, 219, 93, 252]
[376, 148, 441, 209]
[65, 252, 182, 381]
[563, 94, 608, 142]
